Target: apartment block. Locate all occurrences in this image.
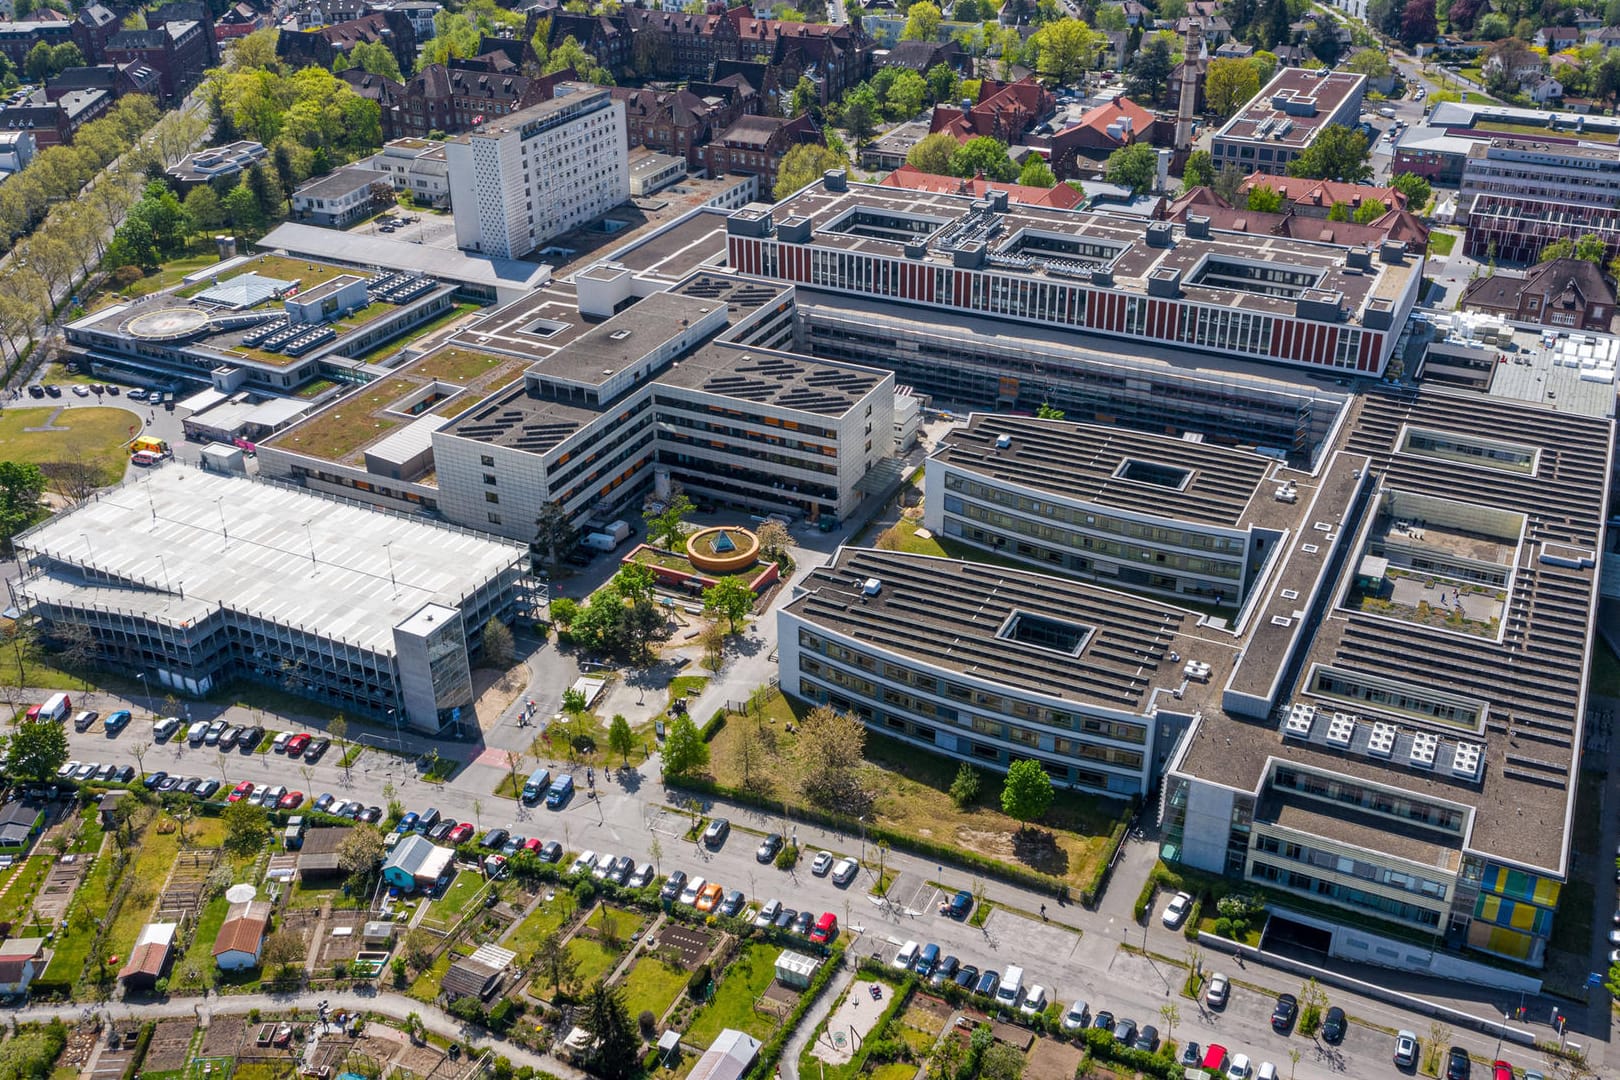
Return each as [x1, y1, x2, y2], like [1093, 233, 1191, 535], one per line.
[1210, 68, 1365, 176]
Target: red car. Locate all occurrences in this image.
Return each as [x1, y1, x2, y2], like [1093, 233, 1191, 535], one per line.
[523, 837, 543, 854]
[227, 781, 254, 803]
[285, 733, 312, 756]
[277, 791, 304, 810]
[446, 822, 474, 845]
[1491, 1063, 1513, 1080]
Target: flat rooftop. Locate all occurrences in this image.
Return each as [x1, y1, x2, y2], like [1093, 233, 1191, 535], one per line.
[16, 465, 526, 655]
[762, 179, 1416, 327]
[933, 413, 1290, 531]
[788, 548, 1241, 711]
[259, 223, 553, 297]
[1180, 384, 1612, 873]
[593, 209, 731, 281]
[1214, 68, 1365, 149]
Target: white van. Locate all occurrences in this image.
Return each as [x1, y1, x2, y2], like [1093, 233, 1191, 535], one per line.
[891, 941, 920, 970]
[994, 965, 1024, 1008]
[186, 720, 209, 744]
[153, 716, 181, 741]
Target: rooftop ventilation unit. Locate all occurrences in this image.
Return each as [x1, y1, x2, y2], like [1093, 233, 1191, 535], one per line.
[994, 433, 1012, 449]
[1452, 741, 1483, 780]
[1146, 221, 1174, 248]
[1274, 480, 1298, 503]
[1282, 703, 1316, 739]
[1367, 721, 1397, 757]
[1409, 732, 1439, 769]
[1325, 713, 1355, 747]
[1186, 214, 1210, 240]
[861, 577, 882, 596]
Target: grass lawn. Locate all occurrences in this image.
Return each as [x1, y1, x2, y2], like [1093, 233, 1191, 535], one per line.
[421, 870, 485, 931]
[557, 934, 621, 990]
[668, 676, 708, 707]
[1427, 230, 1458, 257]
[683, 941, 782, 1047]
[586, 903, 646, 941]
[504, 892, 578, 963]
[170, 891, 230, 991]
[286, 880, 364, 911]
[352, 302, 482, 363]
[408, 951, 451, 1003]
[411, 345, 524, 384]
[120, 252, 221, 298]
[41, 363, 104, 388]
[867, 1065, 915, 1080]
[104, 815, 229, 966]
[0, 406, 138, 486]
[178, 254, 357, 300]
[706, 692, 1126, 890]
[0, 856, 51, 927]
[619, 953, 690, 1023]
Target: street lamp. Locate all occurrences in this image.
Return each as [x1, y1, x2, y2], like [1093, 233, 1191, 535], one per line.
[387, 707, 401, 749]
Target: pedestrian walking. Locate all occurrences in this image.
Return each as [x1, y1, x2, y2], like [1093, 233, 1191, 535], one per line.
[1040, 904, 1047, 920]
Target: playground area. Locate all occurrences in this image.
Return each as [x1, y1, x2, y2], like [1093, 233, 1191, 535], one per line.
[811, 980, 890, 1066]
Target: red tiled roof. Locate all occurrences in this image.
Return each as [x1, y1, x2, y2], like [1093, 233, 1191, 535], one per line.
[879, 164, 1085, 209]
[1236, 172, 1408, 211]
[213, 901, 271, 959]
[1067, 95, 1155, 146]
[119, 941, 169, 980]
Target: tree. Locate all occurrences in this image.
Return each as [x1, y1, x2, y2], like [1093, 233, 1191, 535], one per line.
[481, 617, 514, 667]
[906, 131, 959, 175]
[886, 69, 928, 118]
[183, 185, 224, 232]
[222, 800, 270, 855]
[901, 0, 942, 40]
[542, 35, 614, 84]
[1031, 18, 1101, 84]
[789, 75, 818, 117]
[5, 719, 65, 781]
[702, 576, 755, 634]
[1285, 124, 1371, 182]
[1035, 401, 1065, 420]
[346, 39, 402, 80]
[644, 493, 694, 551]
[925, 62, 957, 105]
[774, 143, 843, 200]
[1125, 34, 1173, 102]
[533, 501, 577, 571]
[1181, 149, 1215, 190]
[1343, 48, 1392, 81]
[661, 714, 708, 777]
[534, 931, 580, 993]
[337, 824, 386, 892]
[1400, 0, 1436, 46]
[795, 705, 868, 810]
[1352, 198, 1388, 224]
[841, 87, 877, 146]
[1326, 200, 1352, 222]
[1246, 184, 1283, 212]
[1390, 171, 1432, 211]
[580, 980, 639, 1080]
[949, 136, 1018, 181]
[949, 762, 980, 807]
[756, 520, 793, 566]
[1104, 141, 1158, 194]
[1206, 56, 1262, 117]
[631, 26, 671, 77]
[1000, 758, 1054, 829]
[979, 1042, 1026, 1080]
[0, 462, 45, 550]
[262, 929, 306, 973]
[607, 713, 634, 765]
[1018, 156, 1056, 187]
[548, 596, 579, 631]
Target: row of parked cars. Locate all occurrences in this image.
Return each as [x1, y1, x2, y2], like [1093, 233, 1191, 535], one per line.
[153, 718, 334, 762]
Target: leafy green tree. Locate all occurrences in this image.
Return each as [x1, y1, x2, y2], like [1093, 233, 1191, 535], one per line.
[790, 75, 818, 116]
[6, 718, 66, 781]
[1125, 34, 1173, 102]
[702, 575, 756, 633]
[841, 85, 878, 146]
[774, 142, 844, 199]
[1000, 758, 1054, 829]
[1343, 48, 1391, 80]
[535, 930, 580, 993]
[533, 501, 577, 571]
[906, 131, 958, 175]
[1246, 184, 1284, 212]
[1285, 124, 1371, 182]
[794, 705, 867, 810]
[0, 462, 45, 550]
[1206, 56, 1261, 117]
[1390, 172, 1431, 210]
[222, 183, 263, 235]
[949, 762, 981, 808]
[644, 493, 694, 551]
[607, 713, 634, 764]
[1018, 156, 1056, 187]
[1326, 200, 1351, 222]
[183, 185, 224, 231]
[1104, 141, 1157, 194]
[1352, 198, 1388, 224]
[222, 800, 270, 854]
[661, 714, 709, 777]
[950, 136, 1018, 181]
[543, 35, 614, 84]
[1182, 149, 1215, 189]
[1576, 234, 1607, 263]
[346, 39, 402, 80]
[1031, 18, 1101, 84]
[580, 980, 639, 1080]
[1035, 401, 1065, 419]
[925, 62, 957, 104]
[886, 68, 928, 118]
[901, 0, 942, 40]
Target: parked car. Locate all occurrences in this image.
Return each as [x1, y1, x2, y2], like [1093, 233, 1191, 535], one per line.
[1091, 1011, 1114, 1033]
[945, 889, 973, 919]
[204, 720, 227, 745]
[305, 737, 330, 762]
[1446, 1047, 1471, 1080]
[286, 733, 311, 756]
[1019, 985, 1047, 1018]
[94, 764, 116, 781]
[678, 876, 706, 906]
[272, 731, 293, 752]
[660, 870, 688, 901]
[56, 761, 79, 779]
[719, 889, 746, 917]
[1226, 1053, 1252, 1080]
[832, 857, 859, 886]
[1134, 1026, 1159, 1053]
[539, 842, 563, 863]
[219, 725, 242, 749]
[702, 818, 730, 847]
[74, 762, 97, 781]
[570, 851, 598, 877]
[757, 833, 783, 862]
[153, 716, 181, 741]
[811, 850, 835, 875]
[1491, 1062, 1513, 1080]
[694, 883, 725, 912]
[1322, 1006, 1347, 1044]
[1206, 972, 1230, 1008]
[277, 790, 302, 810]
[1162, 891, 1192, 928]
[313, 793, 336, 813]
[792, 910, 814, 935]
[755, 899, 782, 927]
[628, 862, 654, 888]
[357, 806, 382, 823]
[427, 821, 454, 842]
[72, 711, 98, 732]
[954, 965, 979, 991]
[112, 765, 135, 783]
[447, 822, 474, 845]
[1061, 1001, 1090, 1032]
[591, 852, 618, 880]
[891, 941, 920, 969]
[239, 726, 265, 750]
[142, 771, 166, 790]
[1394, 1030, 1419, 1068]
[974, 970, 1000, 998]
[774, 907, 797, 930]
[930, 956, 959, 987]
[608, 856, 634, 884]
[227, 781, 253, 803]
[1112, 1017, 1136, 1045]
[480, 828, 508, 849]
[104, 710, 131, 734]
[195, 779, 220, 799]
[1270, 993, 1297, 1033]
[912, 943, 939, 977]
[395, 812, 419, 833]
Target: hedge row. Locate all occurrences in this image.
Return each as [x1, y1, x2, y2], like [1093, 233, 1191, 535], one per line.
[745, 944, 846, 1080]
[700, 710, 727, 741]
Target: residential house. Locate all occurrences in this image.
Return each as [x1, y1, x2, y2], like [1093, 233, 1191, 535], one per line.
[1045, 94, 1158, 178]
[1584, 25, 1620, 49]
[1525, 74, 1563, 104]
[381, 833, 453, 891]
[873, 38, 967, 74]
[339, 67, 404, 117]
[697, 112, 821, 192]
[929, 77, 1053, 144]
[1459, 257, 1615, 331]
[213, 901, 272, 970]
[1533, 25, 1580, 50]
[215, 3, 263, 40]
[290, 166, 384, 228]
[118, 923, 176, 990]
[0, 938, 45, 997]
[1235, 173, 1408, 218]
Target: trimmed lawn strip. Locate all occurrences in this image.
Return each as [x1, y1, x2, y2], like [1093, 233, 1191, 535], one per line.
[561, 934, 619, 989]
[0, 856, 52, 927]
[0, 406, 138, 486]
[420, 870, 483, 931]
[408, 951, 451, 1003]
[619, 953, 689, 1022]
[504, 893, 577, 964]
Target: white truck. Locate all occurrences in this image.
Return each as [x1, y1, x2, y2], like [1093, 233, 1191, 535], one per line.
[582, 519, 632, 552]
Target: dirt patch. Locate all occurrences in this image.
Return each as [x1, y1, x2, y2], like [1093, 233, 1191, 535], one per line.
[201, 1016, 248, 1058]
[144, 1018, 196, 1072]
[62, 1023, 100, 1067]
[392, 1044, 447, 1077]
[903, 994, 952, 1032]
[955, 827, 1015, 859]
[647, 923, 714, 970]
[316, 912, 369, 965]
[1026, 1037, 1084, 1080]
[91, 1048, 133, 1080]
[34, 854, 89, 924]
[758, 980, 801, 1018]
